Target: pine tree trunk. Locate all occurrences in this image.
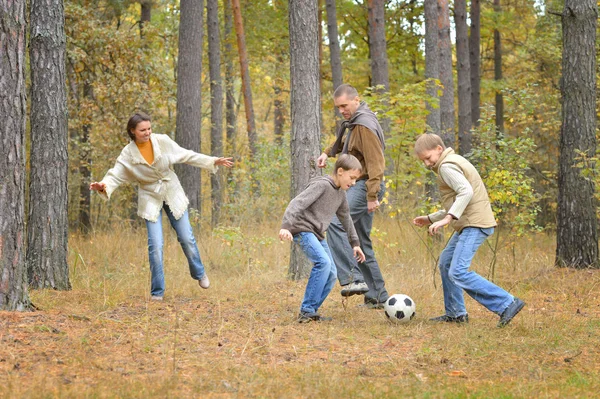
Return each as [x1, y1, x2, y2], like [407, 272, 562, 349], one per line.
[437, 0, 455, 147]
[0, 0, 32, 310]
[493, 0, 504, 136]
[27, 0, 71, 290]
[556, 0, 598, 268]
[325, 0, 343, 92]
[175, 0, 204, 211]
[288, 0, 321, 280]
[424, 0, 440, 134]
[469, 0, 481, 127]
[207, 0, 223, 227]
[231, 0, 257, 161]
[367, 0, 390, 134]
[454, 0, 472, 155]
[224, 0, 237, 152]
[140, 0, 152, 36]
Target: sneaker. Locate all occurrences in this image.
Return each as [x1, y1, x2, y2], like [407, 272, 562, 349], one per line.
[198, 274, 210, 289]
[340, 281, 369, 297]
[297, 311, 332, 323]
[429, 314, 469, 323]
[150, 295, 163, 301]
[498, 298, 525, 327]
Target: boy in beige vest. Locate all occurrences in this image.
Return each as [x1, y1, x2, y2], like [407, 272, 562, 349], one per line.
[412, 134, 525, 327]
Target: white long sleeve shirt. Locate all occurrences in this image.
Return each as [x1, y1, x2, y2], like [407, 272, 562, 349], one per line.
[97, 134, 218, 222]
[429, 163, 474, 222]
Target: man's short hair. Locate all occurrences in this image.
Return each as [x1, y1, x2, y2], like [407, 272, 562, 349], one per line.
[333, 84, 359, 99]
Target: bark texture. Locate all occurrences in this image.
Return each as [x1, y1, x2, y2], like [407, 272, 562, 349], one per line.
[437, 0, 455, 147]
[469, 0, 481, 127]
[287, 0, 321, 279]
[0, 0, 31, 310]
[556, 0, 598, 268]
[424, 0, 440, 134]
[454, 0, 472, 155]
[28, 0, 71, 290]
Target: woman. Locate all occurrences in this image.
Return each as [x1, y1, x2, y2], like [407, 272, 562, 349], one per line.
[90, 112, 233, 300]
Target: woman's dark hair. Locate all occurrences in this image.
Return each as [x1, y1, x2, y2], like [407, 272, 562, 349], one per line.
[126, 112, 152, 141]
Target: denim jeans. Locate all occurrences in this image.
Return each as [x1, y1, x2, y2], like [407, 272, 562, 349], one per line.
[439, 227, 514, 317]
[326, 179, 389, 304]
[294, 232, 337, 314]
[145, 203, 206, 297]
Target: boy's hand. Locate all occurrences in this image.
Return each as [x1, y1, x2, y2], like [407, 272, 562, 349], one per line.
[279, 229, 293, 241]
[353, 246, 366, 263]
[413, 216, 430, 227]
[428, 215, 453, 235]
[90, 182, 106, 192]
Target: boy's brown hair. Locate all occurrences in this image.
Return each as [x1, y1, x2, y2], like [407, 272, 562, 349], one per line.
[334, 154, 362, 172]
[414, 133, 446, 155]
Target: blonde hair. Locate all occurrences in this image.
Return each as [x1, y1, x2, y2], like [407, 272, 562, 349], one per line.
[334, 154, 362, 173]
[414, 133, 446, 155]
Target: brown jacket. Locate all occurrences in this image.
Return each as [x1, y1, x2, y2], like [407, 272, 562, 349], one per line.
[432, 148, 497, 232]
[325, 125, 385, 201]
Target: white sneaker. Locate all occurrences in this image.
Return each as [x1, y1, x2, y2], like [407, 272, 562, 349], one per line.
[340, 281, 369, 297]
[199, 274, 210, 289]
[150, 295, 163, 301]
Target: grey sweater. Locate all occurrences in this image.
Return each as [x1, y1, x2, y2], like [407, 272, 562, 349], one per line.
[281, 176, 360, 247]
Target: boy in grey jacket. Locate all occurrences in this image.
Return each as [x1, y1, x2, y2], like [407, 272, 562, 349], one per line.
[280, 154, 366, 323]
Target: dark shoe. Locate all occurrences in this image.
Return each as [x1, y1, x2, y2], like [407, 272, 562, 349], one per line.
[498, 298, 525, 327]
[429, 314, 469, 323]
[340, 281, 369, 297]
[360, 300, 385, 310]
[298, 311, 332, 323]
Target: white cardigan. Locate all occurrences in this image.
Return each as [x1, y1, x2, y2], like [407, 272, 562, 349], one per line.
[98, 134, 218, 222]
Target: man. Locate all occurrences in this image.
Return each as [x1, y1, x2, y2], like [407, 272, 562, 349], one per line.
[316, 84, 389, 308]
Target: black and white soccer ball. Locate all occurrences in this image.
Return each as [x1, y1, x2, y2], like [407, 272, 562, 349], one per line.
[384, 294, 416, 323]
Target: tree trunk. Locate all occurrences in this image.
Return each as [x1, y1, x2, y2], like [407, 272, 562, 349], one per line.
[27, 0, 71, 290]
[207, 0, 223, 227]
[140, 0, 152, 36]
[287, 0, 321, 280]
[469, 0, 481, 127]
[273, 71, 285, 144]
[325, 0, 343, 93]
[556, 0, 598, 268]
[454, 0, 472, 155]
[493, 0, 504, 136]
[175, 0, 204, 211]
[0, 0, 32, 310]
[367, 0, 390, 134]
[224, 0, 237, 152]
[437, 0, 455, 147]
[78, 85, 92, 233]
[231, 0, 257, 160]
[424, 0, 440, 134]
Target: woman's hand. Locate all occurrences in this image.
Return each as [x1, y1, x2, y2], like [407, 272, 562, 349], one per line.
[215, 157, 234, 168]
[89, 182, 106, 192]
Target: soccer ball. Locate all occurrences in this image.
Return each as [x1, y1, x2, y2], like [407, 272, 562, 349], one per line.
[384, 294, 416, 323]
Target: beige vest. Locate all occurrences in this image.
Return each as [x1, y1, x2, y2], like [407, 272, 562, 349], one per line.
[432, 148, 497, 232]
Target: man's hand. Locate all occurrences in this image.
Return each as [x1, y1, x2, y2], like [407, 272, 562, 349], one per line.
[412, 216, 431, 227]
[279, 229, 293, 241]
[353, 246, 366, 263]
[428, 214, 453, 235]
[317, 152, 328, 168]
[367, 200, 380, 213]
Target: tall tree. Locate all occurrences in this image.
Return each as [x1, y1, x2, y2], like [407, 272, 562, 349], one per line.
[556, 0, 598, 268]
[78, 81, 93, 233]
[140, 0, 152, 36]
[175, 0, 204, 211]
[231, 0, 257, 161]
[454, 0, 472, 155]
[469, 0, 481, 127]
[287, 0, 321, 279]
[207, 0, 224, 226]
[224, 0, 237, 152]
[424, 0, 440, 134]
[27, 0, 71, 290]
[0, 0, 31, 310]
[325, 0, 343, 94]
[493, 0, 504, 135]
[437, 0, 455, 147]
[367, 0, 390, 133]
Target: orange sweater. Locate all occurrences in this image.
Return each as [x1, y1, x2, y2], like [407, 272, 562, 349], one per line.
[135, 140, 154, 164]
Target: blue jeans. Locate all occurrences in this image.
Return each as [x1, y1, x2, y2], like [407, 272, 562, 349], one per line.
[326, 179, 389, 304]
[439, 227, 514, 317]
[145, 204, 206, 297]
[294, 232, 337, 314]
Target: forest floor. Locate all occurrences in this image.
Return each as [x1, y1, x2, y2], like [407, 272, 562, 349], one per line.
[1, 218, 599, 398]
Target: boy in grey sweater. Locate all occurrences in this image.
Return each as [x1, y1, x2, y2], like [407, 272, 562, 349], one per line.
[280, 154, 366, 323]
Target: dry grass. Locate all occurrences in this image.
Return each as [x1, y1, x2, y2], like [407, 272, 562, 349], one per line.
[1, 217, 599, 398]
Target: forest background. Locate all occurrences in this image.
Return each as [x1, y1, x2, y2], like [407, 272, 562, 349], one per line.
[2, 0, 600, 397]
